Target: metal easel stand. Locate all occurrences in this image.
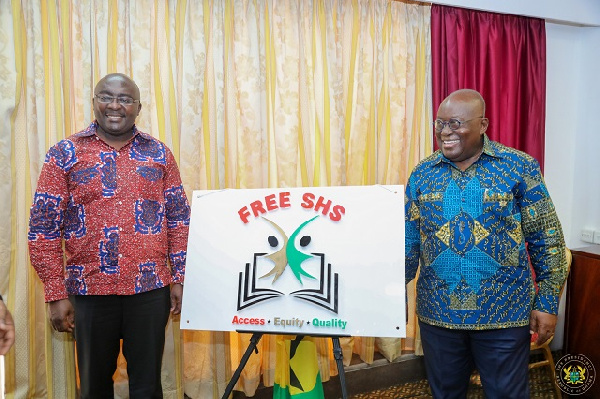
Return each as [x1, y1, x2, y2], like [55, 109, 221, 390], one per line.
[221, 332, 349, 399]
[222, 332, 264, 399]
[331, 336, 348, 399]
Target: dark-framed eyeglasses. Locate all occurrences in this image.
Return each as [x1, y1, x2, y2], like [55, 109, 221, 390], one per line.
[94, 95, 140, 106]
[433, 117, 485, 132]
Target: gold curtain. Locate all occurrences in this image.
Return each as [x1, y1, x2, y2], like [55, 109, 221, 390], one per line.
[0, 0, 431, 397]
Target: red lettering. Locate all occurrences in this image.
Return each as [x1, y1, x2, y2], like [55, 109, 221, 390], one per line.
[239, 192, 294, 223]
[264, 194, 278, 211]
[314, 196, 332, 215]
[301, 192, 315, 209]
[279, 191, 291, 208]
[231, 316, 266, 325]
[238, 207, 251, 224]
[250, 200, 266, 218]
[240, 192, 345, 223]
[329, 205, 345, 221]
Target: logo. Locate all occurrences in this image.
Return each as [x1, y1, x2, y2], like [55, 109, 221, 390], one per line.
[236, 192, 343, 314]
[236, 216, 339, 313]
[555, 354, 596, 395]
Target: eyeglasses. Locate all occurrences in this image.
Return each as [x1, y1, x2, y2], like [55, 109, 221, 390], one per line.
[94, 95, 140, 105]
[433, 117, 485, 132]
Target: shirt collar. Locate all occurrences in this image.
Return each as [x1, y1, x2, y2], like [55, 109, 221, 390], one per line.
[432, 134, 501, 166]
[480, 134, 499, 158]
[78, 120, 143, 140]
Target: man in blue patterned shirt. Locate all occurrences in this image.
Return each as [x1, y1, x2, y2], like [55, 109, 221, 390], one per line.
[405, 89, 568, 398]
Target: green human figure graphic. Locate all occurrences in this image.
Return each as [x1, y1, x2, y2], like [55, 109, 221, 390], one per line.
[261, 216, 318, 284]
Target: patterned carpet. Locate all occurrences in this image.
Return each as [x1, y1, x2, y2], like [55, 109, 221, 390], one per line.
[349, 366, 560, 399]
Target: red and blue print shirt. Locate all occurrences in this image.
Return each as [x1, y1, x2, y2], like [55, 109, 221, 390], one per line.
[28, 122, 190, 302]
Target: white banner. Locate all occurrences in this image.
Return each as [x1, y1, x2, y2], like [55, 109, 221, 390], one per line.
[181, 185, 405, 337]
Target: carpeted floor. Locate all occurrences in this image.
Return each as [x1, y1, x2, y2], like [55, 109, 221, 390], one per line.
[348, 366, 560, 398]
[231, 351, 563, 399]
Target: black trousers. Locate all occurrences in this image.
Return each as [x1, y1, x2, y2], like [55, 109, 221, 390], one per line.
[419, 321, 531, 399]
[72, 287, 171, 399]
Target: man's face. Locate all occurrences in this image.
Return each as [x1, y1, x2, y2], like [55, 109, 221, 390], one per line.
[93, 76, 141, 136]
[435, 97, 487, 165]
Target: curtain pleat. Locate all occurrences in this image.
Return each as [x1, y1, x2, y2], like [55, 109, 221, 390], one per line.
[431, 5, 546, 168]
[0, 1, 431, 397]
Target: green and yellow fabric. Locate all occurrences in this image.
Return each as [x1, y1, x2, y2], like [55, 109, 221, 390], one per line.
[274, 336, 324, 399]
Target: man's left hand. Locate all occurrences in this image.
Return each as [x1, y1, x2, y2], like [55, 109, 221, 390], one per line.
[170, 283, 183, 315]
[530, 310, 557, 345]
[0, 300, 15, 355]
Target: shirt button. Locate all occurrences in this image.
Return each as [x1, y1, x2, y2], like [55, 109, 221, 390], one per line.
[119, 227, 123, 231]
[118, 254, 123, 258]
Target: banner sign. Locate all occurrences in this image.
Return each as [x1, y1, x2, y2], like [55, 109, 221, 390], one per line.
[181, 185, 405, 337]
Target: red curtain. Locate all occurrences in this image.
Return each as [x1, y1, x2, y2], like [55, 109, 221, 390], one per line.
[431, 5, 546, 169]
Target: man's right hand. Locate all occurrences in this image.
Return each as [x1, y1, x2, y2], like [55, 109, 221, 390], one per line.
[48, 299, 75, 333]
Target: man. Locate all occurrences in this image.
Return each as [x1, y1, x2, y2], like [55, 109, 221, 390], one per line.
[405, 89, 567, 398]
[0, 295, 15, 355]
[28, 73, 190, 399]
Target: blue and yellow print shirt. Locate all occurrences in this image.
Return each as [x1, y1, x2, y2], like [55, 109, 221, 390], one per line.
[405, 135, 567, 329]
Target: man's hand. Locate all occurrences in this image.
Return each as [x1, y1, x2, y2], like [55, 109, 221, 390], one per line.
[0, 300, 15, 355]
[530, 310, 557, 345]
[170, 283, 183, 315]
[48, 299, 75, 333]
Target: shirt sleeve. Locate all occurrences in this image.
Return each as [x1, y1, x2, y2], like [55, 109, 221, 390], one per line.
[405, 171, 421, 285]
[27, 143, 71, 302]
[519, 158, 568, 315]
[163, 147, 190, 284]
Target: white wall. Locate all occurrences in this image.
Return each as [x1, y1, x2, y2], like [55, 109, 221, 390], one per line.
[544, 23, 600, 350]
[565, 27, 600, 248]
[545, 24, 600, 250]
[544, 23, 582, 350]
[544, 24, 582, 250]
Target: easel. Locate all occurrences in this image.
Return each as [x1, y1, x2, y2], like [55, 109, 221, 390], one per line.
[221, 331, 350, 399]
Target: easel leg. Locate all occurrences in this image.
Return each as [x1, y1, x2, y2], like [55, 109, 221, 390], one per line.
[332, 337, 348, 399]
[221, 332, 263, 399]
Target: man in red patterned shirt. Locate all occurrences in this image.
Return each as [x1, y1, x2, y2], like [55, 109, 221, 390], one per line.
[28, 73, 190, 399]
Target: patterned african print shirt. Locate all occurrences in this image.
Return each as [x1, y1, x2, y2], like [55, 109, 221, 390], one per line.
[405, 134, 567, 329]
[28, 122, 190, 302]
